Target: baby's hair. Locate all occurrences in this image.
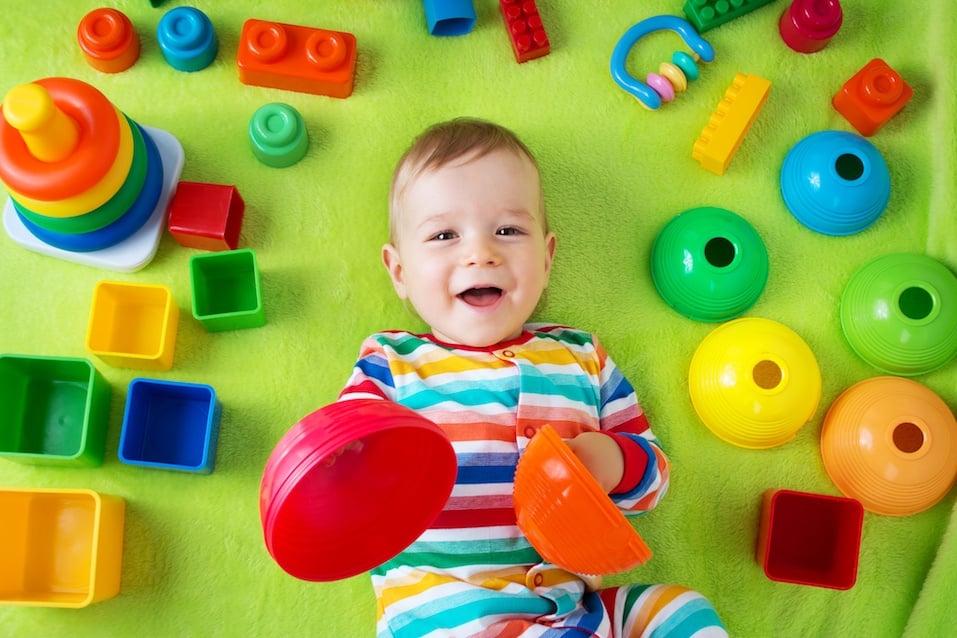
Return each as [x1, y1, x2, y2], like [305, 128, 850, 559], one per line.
[388, 117, 547, 243]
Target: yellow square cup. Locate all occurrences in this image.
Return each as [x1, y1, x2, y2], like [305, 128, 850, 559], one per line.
[0, 488, 126, 607]
[86, 281, 179, 371]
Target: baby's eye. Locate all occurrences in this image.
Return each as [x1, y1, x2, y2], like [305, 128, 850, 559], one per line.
[496, 226, 525, 236]
[429, 230, 457, 241]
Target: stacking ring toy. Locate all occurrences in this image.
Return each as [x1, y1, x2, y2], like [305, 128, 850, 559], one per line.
[821, 376, 957, 516]
[840, 252, 957, 375]
[4, 106, 134, 217]
[689, 317, 822, 449]
[14, 116, 148, 234]
[260, 399, 457, 582]
[0, 78, 121, 201]
[611, 15, 714, 110]
[17, 124, 163, 253]
[780, 130, 891, 235]
[514, 425, 652, 575]
[651, 206, 769, 322]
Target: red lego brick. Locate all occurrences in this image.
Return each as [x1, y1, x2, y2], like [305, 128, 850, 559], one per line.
[236, 19, 357, 99]
[168, 182, 245, 251]
[499, 0, 550, 63]
[832, 58, 912, 137]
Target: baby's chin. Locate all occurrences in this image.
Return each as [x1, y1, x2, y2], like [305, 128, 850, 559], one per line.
[433, 325, 524, 348]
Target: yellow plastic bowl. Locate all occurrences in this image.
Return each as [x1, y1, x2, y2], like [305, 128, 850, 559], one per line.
[821, 376, 957, 516]
[689, 317, 822, 449]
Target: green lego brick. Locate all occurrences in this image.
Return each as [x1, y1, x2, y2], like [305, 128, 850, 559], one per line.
[683, 0, 778, 33]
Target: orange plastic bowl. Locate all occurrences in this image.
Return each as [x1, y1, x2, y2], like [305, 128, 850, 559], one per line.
[514, 425, 652, 575]
[260, 399, 456, 581]
[821, 376, 957, 516]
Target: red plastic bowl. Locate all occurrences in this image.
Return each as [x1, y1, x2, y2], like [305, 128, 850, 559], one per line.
[260, 399, 456, 581]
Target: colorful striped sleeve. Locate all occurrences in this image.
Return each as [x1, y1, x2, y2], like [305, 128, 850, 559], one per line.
[338, 333, 399, 401]
[594, 337, 671, 514]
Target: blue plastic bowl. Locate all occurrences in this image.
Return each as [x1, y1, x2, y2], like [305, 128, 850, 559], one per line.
[780, 130, 890, 236]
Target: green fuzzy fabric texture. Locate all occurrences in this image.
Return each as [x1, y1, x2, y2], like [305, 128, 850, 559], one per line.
[1, 1, 956, 636]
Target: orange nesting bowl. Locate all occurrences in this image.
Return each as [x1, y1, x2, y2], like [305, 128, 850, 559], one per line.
[260, 399, 457, 581]
[514, 425, 652, 575]
[821, 376, 957, 516]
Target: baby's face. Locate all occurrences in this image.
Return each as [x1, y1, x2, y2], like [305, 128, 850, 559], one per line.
[383, 148, 555, 347]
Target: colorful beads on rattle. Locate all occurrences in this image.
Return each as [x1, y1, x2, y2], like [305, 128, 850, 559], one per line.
[642, 52, 702, 108]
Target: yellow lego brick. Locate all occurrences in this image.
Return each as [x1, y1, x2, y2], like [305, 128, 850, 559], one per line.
[692, 73, 771, 175]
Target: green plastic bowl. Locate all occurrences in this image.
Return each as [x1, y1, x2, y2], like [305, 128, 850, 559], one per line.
[840, 253, 957, 375]
[651, 206, 769, 322]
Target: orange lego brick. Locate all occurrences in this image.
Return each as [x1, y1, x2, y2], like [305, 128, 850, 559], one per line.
[499, 0, 550, 63]
[832, 58, 912, 137]
[692, 73, 771, 175]
[236, 19, 357, 99]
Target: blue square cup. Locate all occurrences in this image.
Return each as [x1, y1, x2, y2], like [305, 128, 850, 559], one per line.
[119, 378, 221, 473]
[0, 354, 110, 467]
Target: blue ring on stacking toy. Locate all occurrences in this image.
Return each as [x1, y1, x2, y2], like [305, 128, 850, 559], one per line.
[16, 124, 164, 253]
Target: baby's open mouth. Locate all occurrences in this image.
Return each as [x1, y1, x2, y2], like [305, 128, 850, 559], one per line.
[458, 287, 503, 307]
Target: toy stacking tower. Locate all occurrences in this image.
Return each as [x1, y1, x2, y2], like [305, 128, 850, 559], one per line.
[0, 77, 178, 269]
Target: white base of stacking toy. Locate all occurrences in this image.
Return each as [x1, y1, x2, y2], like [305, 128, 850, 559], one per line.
[2, 126, 185, 272]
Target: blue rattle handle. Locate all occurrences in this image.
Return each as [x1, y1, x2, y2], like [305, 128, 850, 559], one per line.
[610, 15, 715, 110]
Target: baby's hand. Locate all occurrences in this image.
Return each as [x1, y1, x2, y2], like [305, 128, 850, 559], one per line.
[564, 432, 624, 494]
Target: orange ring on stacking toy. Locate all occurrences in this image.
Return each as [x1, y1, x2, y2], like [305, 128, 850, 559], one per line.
[5, 107, 133, 218]
[0, 77, 120, 201]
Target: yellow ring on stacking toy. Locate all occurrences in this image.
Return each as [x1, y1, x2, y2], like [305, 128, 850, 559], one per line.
[5, 106, 134, 218]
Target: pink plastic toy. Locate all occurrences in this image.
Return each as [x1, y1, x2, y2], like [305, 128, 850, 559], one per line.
[779, 0, 842, 53]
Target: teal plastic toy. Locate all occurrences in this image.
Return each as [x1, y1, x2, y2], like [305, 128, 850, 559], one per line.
[249, 103, 309, 168]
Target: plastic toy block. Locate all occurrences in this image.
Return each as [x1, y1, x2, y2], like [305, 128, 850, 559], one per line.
[77, 8, 140, 73]
[86, 280, 180, 370]
[832, 58, 912, 137]
[237, 19, 357, 99]
[684, 0, 778, 32]
[779, 0, 842, 53]
[757, 489, 863, 590]
[248, 103, 309, 168]
[190, 248, 265, 331]
[168, 181, 244, 250]
[119, 378, 221, 473]
[423, 0, 476, 36]
[0, 488, 125, 608]
[692, 72, 771, 175]
[0, 354, 110, 467]
[499, 0, 550, 63]
[157, 7, 218, 72]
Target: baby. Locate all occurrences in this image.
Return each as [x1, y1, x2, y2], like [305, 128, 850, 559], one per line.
[339, 118, 727, 637]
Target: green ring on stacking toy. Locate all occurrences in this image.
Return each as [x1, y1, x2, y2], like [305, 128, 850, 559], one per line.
[840, 252, 957, 375]
[651, 206, 769, 322]
[249, 102, 308, 168]
[12, 115, 148, 235]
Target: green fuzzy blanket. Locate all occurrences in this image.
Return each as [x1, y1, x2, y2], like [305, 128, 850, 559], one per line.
[1, 0, 956, 636]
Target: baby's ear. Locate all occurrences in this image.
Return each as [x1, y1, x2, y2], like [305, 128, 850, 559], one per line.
[382, 243, 408, 299]
[543, 232, 557, 284]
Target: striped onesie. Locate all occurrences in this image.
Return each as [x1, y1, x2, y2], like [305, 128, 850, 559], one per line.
[339, 324, 726, 638]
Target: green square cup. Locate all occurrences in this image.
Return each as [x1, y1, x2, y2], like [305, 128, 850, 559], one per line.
[0, 355, 111, 467]
[190, 248, 265, 331]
